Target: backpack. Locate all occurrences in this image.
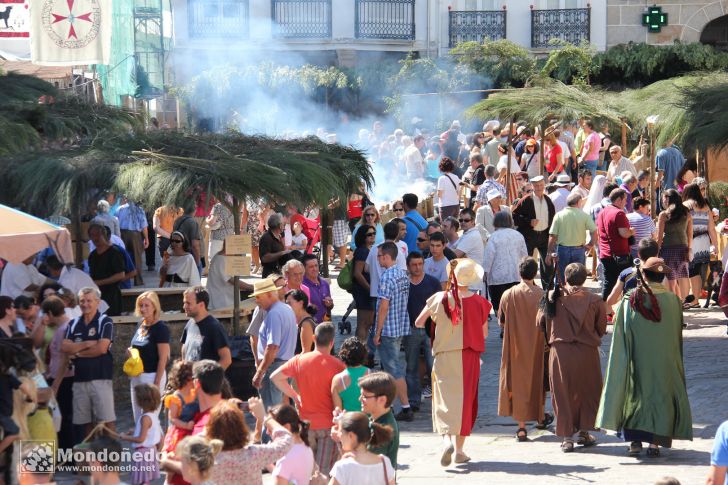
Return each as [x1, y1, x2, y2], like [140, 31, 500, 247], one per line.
[337, 259, 354, 293]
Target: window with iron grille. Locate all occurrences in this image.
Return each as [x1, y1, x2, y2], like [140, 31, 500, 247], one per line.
[531, 7, 590, 48]
[355, 0, 415, 40]
[188, 0, 250, 39]
[271, 0, 332, 38]
[449, 9, 506, 48]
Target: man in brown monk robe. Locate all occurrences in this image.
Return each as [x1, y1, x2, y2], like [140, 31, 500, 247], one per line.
[538, 262, 607, 452]
[498, 257, 548, 442]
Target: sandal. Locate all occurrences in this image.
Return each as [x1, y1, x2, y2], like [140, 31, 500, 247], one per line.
[454, 452, 471, 464]
[646, 446, 660, 457]
[535, 412, 554, 430]
[516, 427, 528, 442]
[577, 431, 597, 447]
[682, 301, 699, 310]
[440, 442, 454, 467]
[628, 441, 642, 456]
[561, 440, 575, 453]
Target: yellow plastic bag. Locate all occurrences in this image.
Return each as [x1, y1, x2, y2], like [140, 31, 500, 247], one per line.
[123, 348, 144, 377]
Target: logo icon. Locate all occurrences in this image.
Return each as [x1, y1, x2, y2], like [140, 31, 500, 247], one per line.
[41, 0, 101, 49]
[18, 440, 55, 474]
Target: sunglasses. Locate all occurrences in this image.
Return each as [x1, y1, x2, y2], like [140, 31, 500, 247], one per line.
[364, 213, 376, 217]
[366, 232, 376, 237]
[458, 218, 472, 223]
[416, 237, 428, 242]
[393, 208, 404, 212]
[170, 239, 183, 244]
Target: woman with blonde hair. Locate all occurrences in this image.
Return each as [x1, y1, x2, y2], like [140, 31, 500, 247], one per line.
[175, 435, 223, 485]
[129, 291, 170, 420]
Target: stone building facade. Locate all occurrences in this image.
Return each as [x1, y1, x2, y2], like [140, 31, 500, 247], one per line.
[607, 0, 728, 47]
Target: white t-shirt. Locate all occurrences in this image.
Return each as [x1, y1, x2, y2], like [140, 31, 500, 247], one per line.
[437, 173, 461, 207]
[0, 263, 47, 298]
[497, 154, 519, 174]
[291, 233, 308, 248]
[549, 188, 571, 213]
[206, 253, 233, 310]
[520, 152, 540, 179]
[330, 456, 395, 485]
[58, 266, 109, 313]
[365, 241, 407, 297]
[452, 227, 484, 265]
[424, 256, 449, 283]
[558, 140, 571, 161]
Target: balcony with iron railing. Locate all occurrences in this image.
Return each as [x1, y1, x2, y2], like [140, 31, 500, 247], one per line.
[355, 0, 415, 40]
[530, 4, 590, 48]
[188, 0, 250, 39]
[271, 0, 332, 39]
[448, 6, 507, 48]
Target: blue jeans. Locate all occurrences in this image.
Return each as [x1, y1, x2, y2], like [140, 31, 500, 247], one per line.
[259, 359, 285, 410]
[378, 336, 405, 379]
[582, 159, 598, 178]
[403, 328, 433, 408]
[557, 245, 586, 284]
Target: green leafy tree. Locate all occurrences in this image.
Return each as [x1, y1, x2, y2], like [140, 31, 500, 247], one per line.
[541, 40, 595, 86]
[450, 39, 537, 88]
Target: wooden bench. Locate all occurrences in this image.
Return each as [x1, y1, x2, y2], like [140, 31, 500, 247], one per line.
[113, 297, 258, 326]
[120, 287, 252, 313]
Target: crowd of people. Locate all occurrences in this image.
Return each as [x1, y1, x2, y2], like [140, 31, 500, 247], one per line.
[0, 117, 727, 485]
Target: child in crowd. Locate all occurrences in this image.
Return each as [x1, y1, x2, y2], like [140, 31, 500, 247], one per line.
[162, 360, 197, 455]
[330, 411, 395, 485]
[289, 221, 308, 251]
[357, 372, 400, 468]
[176, 435, 223, 485]
[268, 404, 315, 485]
[120, 384, 162, 485]
[332, 337, 370, 412]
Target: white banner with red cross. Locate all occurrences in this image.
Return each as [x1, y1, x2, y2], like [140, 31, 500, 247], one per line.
[30, 0, 111, 66]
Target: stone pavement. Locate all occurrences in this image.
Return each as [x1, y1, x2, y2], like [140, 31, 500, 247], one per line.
[323, 270, 727, 485]
[55, 266, 727, 485]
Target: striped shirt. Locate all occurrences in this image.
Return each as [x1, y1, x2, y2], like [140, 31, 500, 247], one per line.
[626, 212, 656, 256]
[117, 203, 148, 232]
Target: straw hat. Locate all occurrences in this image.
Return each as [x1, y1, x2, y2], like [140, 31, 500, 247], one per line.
[447, 258, 484, 287]
[555, 174, 573, 186]
[250, 278, 283, 297]
[486, 189, 502, 202]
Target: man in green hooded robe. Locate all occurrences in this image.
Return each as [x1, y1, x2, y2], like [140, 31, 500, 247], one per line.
[596, 257, 692, 457]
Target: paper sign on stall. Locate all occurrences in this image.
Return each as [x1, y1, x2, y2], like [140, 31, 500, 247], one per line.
[225, 255, 251, 276]
[225, 234, 252, 255]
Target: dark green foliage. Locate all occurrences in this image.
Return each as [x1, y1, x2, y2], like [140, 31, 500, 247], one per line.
[679, 76, 728, 153]
[591, 41, 728, 89]
[541, 41, 595, 86]
[708, 182, 728, 220]
[451, 39, 537, 88]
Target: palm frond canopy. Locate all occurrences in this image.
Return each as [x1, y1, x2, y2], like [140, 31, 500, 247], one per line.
[466, 78, 622, 127]
[0, 72, 142, 156]
[114, 132, 371, 210]
[610, 72, 728, 150]
[678, 75, 728, 152]
[1, 148, 126, 217]
[3, 131, 372, 217]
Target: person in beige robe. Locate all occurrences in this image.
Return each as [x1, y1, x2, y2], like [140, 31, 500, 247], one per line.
[538, 262, 607, 453]
[497, 257, 547, 442]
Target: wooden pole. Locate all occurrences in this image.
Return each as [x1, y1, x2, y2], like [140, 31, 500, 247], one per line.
[320, 207, 330, 279]
[506, 116, 516, 204]
[649, 128, 657, 219]
[231, 196, 241, 336]
[539, 122, 545, 176]
[621, 122, 628, 155]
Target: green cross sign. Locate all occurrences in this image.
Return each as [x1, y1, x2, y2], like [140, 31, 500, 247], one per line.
[642, 6, 668, 33]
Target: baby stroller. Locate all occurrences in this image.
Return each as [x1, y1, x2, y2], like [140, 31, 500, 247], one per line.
[289, 213, 322, 257]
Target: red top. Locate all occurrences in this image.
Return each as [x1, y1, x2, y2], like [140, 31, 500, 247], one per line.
[347, 198, 364, 220]
[194, 193, 214, 217]
[545, 143, 563, 173]
[280, 351, 345, 430]
[167, 408, 211, 485]
[596, 204, 631, 257]
[461, 295, 492, 354]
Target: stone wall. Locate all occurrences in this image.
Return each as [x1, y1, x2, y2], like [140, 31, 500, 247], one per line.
[111, 316, 248, 411]
[607, 0, 728, 46]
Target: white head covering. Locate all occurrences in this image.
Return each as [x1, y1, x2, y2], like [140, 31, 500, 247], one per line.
[584, 174, 607, 214]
